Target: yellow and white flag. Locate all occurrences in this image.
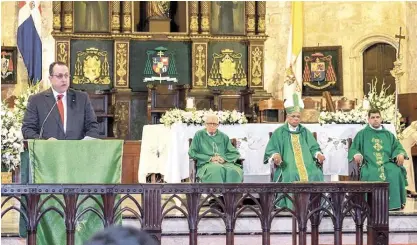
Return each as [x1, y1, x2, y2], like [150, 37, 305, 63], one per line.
[283, 2, 303, 101]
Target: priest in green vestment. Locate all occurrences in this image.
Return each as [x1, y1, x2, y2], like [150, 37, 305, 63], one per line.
[264, 93, 325, 208]
[188, 114, 243, 183]
[348, 109, 408, 210]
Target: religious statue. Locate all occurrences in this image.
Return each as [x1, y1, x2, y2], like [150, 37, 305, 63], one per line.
[146, 1, 170, 19]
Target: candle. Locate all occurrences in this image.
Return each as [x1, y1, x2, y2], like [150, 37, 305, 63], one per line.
[186, 97, 195, 109]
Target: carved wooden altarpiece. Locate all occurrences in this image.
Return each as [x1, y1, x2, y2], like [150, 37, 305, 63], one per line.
[51, 1, 270, 140]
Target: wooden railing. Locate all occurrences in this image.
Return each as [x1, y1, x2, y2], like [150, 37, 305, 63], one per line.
[1, 182, 389, 245]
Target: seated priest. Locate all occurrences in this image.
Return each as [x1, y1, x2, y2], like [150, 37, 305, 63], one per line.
[348, 108, 408, 210]
[264, 93, 325, 208]
[188, 114, 243, 183]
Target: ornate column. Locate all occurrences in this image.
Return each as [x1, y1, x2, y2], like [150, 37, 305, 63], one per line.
[122, 1, 132, 33]
[245, 2, 256, 35]
[200, 1, 210, 34]
[52, 1, 61, 32]
[189, 1, 199, 35]
[256, 1, 266, 34]
[62, 1, 73, 33]
[112, 1, 121, 33]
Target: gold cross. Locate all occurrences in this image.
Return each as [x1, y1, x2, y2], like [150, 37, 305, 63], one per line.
[395, 27, 405, 58]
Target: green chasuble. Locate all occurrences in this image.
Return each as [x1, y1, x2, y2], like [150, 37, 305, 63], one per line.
[264, 123, 324, 208]
[348, 124, 408, 210]
[188, 129, 243, 183]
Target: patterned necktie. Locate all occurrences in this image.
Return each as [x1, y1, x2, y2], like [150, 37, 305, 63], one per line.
[57, 94, 64, 125]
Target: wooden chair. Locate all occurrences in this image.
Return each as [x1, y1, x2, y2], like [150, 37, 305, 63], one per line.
[258, 99, 285, 123]
[188, 138, 243, 183]
[335, 97, 356, 112]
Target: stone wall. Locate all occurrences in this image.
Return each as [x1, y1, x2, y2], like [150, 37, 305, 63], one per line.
[1, 1, 54, 99]
[264, 1, 415, 100]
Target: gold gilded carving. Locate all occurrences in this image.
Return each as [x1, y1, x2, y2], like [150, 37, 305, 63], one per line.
[53, 2, 61, 31]
[114, 101, 129, 139]
[208, 49, 247, 87]
[122, 2, 132, 32]
[189, 1, 199, 34]
[257, 1, 266, 34]
[112, 1, 121, 32]
[115, 43, 128, 87]
[112, 15, 120, 30]
[246, 2, 256, 34]
[251, 46, 263, 86]
[56, 42, 69, 65]
[194, 44, 206, 86]
[73, 48, 111, 85]
[64, 14, 73, 30]
[146, 1, 170, 19]
[200, 2, 210, 34]
[247, 18, 256, 34]
[62, 2, 73, 32]
[190, 16, 198, 33]
[53, 16, 61, 30]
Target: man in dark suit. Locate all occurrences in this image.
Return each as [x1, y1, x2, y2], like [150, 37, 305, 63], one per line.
[22, 61, 99, 140]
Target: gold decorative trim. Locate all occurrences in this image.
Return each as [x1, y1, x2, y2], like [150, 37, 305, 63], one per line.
[290, 134, 308, 181]
[200, 1, 210, 34]
[257, 1, 266, 34]
[193, 43, 207, 87]
[56, 41, 70, 68]
[122, 1, 132, 33]
[250, 45, 263, 87]
[245, 2, 256, 35]
[115, 42, 129, 88]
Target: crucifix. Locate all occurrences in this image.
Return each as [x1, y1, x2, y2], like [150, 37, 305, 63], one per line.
[395, 27, 405, 58]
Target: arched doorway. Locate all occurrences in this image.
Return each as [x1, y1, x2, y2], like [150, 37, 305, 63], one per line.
[363, 43, 397, 96]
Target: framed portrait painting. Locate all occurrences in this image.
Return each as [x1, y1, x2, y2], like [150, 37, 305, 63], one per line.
[1, 46, 17, 84]
[302, 46, 343, 96]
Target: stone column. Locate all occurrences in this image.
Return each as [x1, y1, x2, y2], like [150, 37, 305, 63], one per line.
[256, 1, 266, 34]
[122, 1, 132, 33]
[245, 1, 256, 35]
[112, 1, 121, 33]
[200, 1, 210, 34]
[189, 1, 199, 35]
[52, 1, 61, 32]
[62, 1, 73, 33]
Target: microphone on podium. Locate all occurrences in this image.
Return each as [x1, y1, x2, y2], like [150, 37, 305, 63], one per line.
[39, 96, 61, 139]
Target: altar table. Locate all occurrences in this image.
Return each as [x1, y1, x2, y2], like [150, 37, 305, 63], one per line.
[138, 123, 395, 183]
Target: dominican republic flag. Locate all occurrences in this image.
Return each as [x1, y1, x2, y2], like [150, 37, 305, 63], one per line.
[17, 1, 42, 84]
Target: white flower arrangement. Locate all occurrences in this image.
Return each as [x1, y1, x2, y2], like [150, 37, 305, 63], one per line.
[1, 83, 41, 171]
[160, 109, 248, 127]
[318, 79, 403, 134]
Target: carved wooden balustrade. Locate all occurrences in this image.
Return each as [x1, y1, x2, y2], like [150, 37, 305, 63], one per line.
[1, 182, 389, 245]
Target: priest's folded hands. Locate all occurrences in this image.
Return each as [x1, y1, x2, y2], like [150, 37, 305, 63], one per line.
[211, 155, 225, 164]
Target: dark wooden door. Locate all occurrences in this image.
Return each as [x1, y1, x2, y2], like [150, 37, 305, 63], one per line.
[363, 43, 397, 96]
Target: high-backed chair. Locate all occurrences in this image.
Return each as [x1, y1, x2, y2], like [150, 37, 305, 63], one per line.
[335, 97, 356, 112]
[188, 138, 243, 183]
[258, 99, 285, 123]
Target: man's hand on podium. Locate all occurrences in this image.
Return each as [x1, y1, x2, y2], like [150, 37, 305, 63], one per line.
[48, 137, 57, 140]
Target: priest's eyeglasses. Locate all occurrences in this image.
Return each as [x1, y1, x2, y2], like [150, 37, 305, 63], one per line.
[206, 122, 219, 126]
[52, 73, 70, 79]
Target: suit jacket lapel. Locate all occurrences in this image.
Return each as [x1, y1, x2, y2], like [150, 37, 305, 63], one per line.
[66, 89, 77, 134]
[44, 88, 65, 133]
